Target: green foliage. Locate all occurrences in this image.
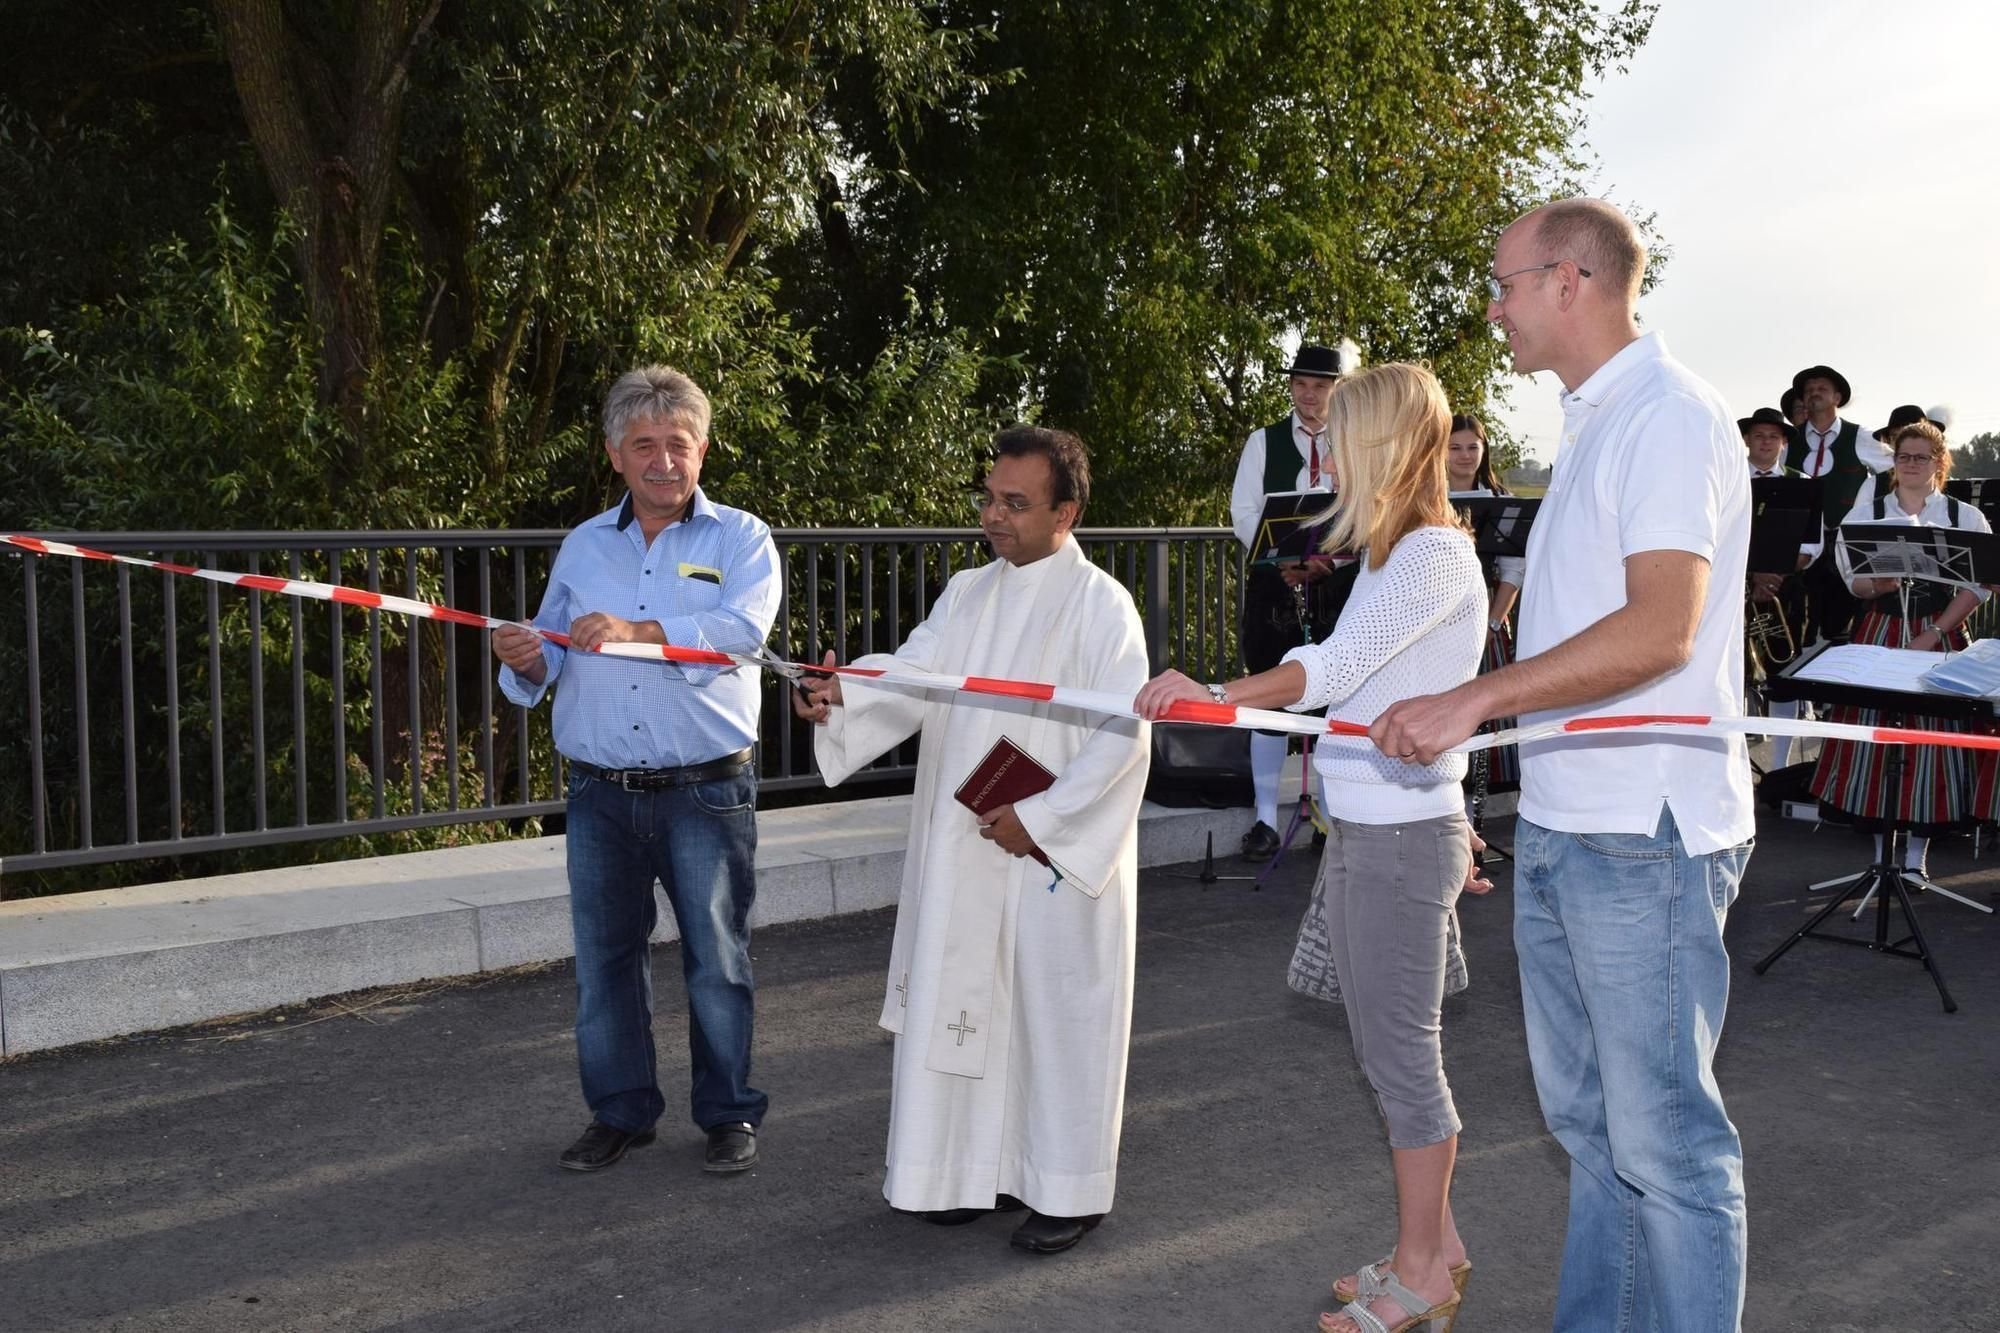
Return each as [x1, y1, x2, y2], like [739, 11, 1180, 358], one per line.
[1951, 432, 2000, 479]
[787, 0, 1658, 524]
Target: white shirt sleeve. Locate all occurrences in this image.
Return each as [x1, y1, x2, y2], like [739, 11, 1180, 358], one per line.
[1832, 495, 1879, 588]
[1608, 395, 1733, 563]
[1280, 529, 1485, 710]
[1230, 428, 1267, 550]
[1855, 424, 1893, 473]
[1492, 552, 1527, 588]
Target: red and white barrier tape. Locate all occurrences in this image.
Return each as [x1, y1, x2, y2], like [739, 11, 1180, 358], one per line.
[10, 532, 1999, 756]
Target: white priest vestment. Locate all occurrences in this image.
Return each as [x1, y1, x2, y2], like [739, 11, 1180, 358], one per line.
[814, 535, 1151, 1216]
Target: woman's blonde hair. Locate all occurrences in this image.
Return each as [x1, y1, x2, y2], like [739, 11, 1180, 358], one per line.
[1314, 362, 1461, 568]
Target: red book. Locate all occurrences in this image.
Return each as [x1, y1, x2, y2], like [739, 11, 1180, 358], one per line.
[953, 736, 1056, 866]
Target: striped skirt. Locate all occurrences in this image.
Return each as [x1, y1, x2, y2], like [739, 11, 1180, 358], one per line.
[1808, 608, 1972, 834]
[1466, 621, 1520, 793]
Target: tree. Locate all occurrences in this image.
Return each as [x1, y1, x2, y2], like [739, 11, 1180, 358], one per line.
[1952, 431, 2000, 479]
[4, 0, 1654, 532]
[2, 0, 990, 533]
[783, 0, 1656, 522]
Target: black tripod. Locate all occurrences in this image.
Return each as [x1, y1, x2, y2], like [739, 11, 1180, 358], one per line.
[1753, 725, 1962, 1011]
[1256, 582, 1327, 889]
[1755, 630, 1997, 1012]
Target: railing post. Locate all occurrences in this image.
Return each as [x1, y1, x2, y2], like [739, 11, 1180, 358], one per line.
[1144, 539, 1170, 672]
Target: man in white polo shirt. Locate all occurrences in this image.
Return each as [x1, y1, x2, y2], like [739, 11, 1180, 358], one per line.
[1374, 198, 1753, 1332]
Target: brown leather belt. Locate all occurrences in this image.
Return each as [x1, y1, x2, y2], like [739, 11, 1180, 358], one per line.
[569, 747, 753, 792]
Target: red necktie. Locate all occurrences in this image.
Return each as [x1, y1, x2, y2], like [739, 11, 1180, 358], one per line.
[1812, 429, 1829, 476]
[1307, 429, 1322, 485]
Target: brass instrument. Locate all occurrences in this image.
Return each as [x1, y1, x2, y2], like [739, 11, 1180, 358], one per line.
[1745, 592, 1799, 684]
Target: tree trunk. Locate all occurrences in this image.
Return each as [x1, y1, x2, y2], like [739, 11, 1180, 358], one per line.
[211, 0, 441, 493]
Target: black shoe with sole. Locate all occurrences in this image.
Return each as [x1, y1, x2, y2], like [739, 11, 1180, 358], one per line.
[558, 1121, 656, 1172]
[1240, 820, 1281, 859]
[703, 1122, 758, 1173]
[1010, 1211, 1104, 1254]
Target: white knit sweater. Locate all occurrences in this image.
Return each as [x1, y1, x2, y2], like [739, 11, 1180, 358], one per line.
[1281, 524, 1488, 823]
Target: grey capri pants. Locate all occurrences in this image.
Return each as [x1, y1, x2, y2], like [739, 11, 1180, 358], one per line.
[1319, 811, 1471, 1149]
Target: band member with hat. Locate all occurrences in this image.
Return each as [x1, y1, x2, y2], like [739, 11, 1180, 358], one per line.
[1229, 339, 1363, 858]
[1786, 364, 1890, 643]
[1873, 404, 1931, 445]
[1742, 406, 1818, 767]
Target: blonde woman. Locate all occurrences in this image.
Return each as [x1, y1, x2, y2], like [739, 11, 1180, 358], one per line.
[1137, 363, 1484, 1333]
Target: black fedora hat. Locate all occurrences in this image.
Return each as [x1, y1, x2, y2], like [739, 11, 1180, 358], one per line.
[1737, 406, 1790, 436]
[1285, 340, 1362, 380]
[1791, 364, 1852, 407]
[1874, 404, 1929, 442]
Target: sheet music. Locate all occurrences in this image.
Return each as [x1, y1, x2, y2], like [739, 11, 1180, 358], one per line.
[1790, 644, 1952, 693]
[1923, 638, 2000, 698]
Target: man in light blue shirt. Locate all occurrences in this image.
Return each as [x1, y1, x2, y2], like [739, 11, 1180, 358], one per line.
[494, 365, 780, 1176]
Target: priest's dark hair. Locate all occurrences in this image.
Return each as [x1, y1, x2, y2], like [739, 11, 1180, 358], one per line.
[993, 425, 1091, 516]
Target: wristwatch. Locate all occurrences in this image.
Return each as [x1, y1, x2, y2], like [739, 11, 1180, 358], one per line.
[1207, 682, 1229, 704]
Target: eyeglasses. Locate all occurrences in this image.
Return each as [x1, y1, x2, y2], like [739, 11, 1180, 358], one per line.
[968, 491, 1057, 515]
[1487, 261, 1592, 303]
[1893, 452, 1939, 465]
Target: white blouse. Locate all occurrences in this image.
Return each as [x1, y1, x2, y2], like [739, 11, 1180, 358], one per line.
[1280, 525, 1487, 823]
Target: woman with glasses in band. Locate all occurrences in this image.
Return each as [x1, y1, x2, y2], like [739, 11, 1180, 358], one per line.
[1810, 421, 1990, 876]
[1137, 363, 1483, 1333]
[1445, 413, 1523, 805]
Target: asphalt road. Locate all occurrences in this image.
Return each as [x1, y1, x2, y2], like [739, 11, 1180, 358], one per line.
[3, 811, 1998, 1332]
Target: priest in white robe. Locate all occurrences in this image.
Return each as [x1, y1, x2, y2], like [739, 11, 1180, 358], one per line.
[795, 426, 1151, 1255]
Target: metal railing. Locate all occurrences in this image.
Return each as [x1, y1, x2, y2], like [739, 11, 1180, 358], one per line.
[0, 528, 1243, 880]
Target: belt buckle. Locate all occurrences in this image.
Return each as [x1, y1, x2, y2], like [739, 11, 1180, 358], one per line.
[620, 770, 643, 792]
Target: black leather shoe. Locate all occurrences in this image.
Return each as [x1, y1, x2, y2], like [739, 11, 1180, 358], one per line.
[703, 1122, 758, 1173]
[1009, 1211, 1104, 1254]
[918, 1194, 1028, 1225]
[558, 1121, 656, 1172]
[1240, 820, 1281, 859]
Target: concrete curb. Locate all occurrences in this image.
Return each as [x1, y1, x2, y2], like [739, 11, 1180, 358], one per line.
[0, 780, 1437, 1057]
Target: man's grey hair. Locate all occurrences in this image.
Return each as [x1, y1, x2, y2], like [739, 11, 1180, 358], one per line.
[602, 365, 712, 445]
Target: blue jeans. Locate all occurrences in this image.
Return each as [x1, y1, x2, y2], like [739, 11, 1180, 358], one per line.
[564, 764, 766, 1134]
[1513, 810, 1750, 1333]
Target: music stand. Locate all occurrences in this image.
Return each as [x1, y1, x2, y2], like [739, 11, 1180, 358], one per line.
[1744, 480, 1821, 771]
[1754, 534, 2000, 1012]
[1248, 489, 1346, 885]
[1452, 494, 1541, 862]
[1944, 476, 2000, 533]
[1250, 490, 1336, 569]
[1747, 476, 1820, 576]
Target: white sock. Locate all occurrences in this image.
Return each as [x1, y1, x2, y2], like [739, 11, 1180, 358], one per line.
[1873, 834, 1885, 863]
[1906, 835, 1930, 874]
[1766, 698, 1800, 768]
[1251, 731, 1285, 829]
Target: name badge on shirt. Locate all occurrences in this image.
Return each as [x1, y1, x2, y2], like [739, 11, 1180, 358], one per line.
[678, 562, 722, 585]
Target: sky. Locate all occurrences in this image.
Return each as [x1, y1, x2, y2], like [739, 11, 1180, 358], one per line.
[1493, 0, 2000, 464]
